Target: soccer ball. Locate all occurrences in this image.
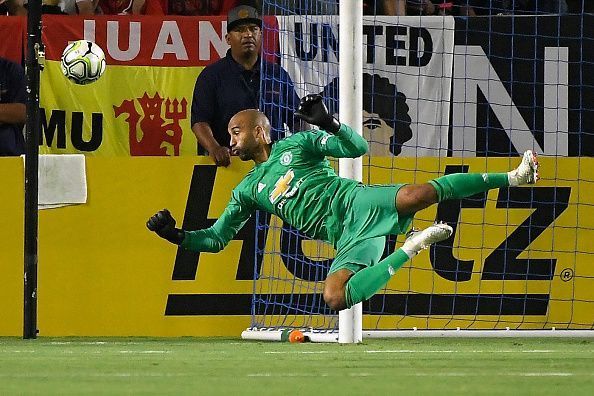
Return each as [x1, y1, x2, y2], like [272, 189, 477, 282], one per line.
[60, 40, 106, 85]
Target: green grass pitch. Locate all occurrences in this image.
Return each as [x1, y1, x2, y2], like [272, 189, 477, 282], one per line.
[0, 337, 592, 395]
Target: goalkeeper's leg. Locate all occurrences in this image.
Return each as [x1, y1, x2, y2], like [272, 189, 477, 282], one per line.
[397, 150, 539, 215]
[325, 151, 539, 310]
[324, 223, 453, 310]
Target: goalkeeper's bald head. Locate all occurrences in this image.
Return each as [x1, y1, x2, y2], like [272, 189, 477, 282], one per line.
[228, 109, 272, 163]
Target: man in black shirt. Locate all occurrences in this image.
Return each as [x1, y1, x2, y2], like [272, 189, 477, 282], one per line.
[0, 57, 26, 156]
[191, 5, 300, 166]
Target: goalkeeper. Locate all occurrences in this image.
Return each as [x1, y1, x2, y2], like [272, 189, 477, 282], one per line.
[147, 94, 539, 311]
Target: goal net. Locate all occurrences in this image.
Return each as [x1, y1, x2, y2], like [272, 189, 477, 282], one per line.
[243, 1, 594, 342]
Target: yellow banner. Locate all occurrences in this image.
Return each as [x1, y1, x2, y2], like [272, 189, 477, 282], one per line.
[0, 157, 591, 336]
[370, 158, 593, 329]
[39, 61, 202, 156]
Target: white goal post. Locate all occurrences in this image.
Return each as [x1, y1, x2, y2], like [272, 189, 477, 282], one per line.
[337, 0, 364, 344]
[242, 0, 365, 344]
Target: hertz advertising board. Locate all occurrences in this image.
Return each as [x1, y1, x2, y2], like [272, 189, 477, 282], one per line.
[0, 157, 592, 336]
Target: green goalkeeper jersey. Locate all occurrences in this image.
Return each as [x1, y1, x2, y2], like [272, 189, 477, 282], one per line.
[181, 123, 369, 253]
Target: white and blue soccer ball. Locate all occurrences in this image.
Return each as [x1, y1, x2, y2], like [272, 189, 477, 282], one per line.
[60, 40, 106, 85]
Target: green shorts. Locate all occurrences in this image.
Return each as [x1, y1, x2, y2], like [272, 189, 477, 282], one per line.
[328, 184, 414, 275]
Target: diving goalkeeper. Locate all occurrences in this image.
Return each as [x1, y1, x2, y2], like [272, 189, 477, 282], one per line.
[147, 94, 539, 311]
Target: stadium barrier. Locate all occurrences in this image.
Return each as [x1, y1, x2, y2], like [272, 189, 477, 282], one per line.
[1, 156, 593, 336]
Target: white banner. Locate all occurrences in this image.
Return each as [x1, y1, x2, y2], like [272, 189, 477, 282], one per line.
[277, 16, 454, 157]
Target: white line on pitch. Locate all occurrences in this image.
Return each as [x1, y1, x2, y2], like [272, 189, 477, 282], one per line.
[247, 373, 330, 377]
[48, 341, 141, 345]
[0, 372, 578, 379]
[264, 350, 564, 354]
[0, 373, 195, 378]
[264, 351, 330, 354]
[364, 350, 560, 353]
[518, 373, 574, 377]
[246, 372, 579, 378]
[403, 372, 575, 377]
[365, 350, 457, 353]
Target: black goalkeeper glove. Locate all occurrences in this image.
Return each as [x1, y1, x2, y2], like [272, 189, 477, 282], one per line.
[295, 94, 341, 134]
[147, 209, 185, 245]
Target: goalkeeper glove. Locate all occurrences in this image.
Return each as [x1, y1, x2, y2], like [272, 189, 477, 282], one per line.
[295, 94, 341, 134]
[147, 209, 185, 245]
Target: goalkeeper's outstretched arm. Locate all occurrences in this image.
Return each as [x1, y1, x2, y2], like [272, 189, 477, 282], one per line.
[295, 94, 368, 158]
[146, 209, 185, 245]
[147, 193, 254, 253]
[318, 123, 368, 158]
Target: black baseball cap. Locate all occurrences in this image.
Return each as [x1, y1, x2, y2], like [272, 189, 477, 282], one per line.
[227, 5, 262, 32]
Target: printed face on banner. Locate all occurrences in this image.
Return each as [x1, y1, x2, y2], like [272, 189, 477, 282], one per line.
[277, 15, 454, 157]
[362, 109, 412, 157]
[279, 17, 454, 156]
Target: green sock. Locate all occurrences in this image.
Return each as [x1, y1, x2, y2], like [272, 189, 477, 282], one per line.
[345, 249, 410, 308]
[429, 172, 509, 202]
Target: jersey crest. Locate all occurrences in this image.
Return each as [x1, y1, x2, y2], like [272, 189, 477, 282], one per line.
[280, 151, 293, 166]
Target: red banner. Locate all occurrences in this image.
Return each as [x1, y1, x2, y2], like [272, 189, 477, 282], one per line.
[0, 16, 24, 63]
[39, 15, 279, 67]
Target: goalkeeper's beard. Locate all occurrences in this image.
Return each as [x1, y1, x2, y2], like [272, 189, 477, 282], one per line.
[234, 149, 252, 161]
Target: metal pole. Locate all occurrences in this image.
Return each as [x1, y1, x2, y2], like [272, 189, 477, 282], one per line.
[24, 0, 43, 339]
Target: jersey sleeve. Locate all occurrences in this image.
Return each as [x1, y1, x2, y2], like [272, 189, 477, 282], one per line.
[190, 67, 216, 126]
[302, 123, 368, 159]
[181, 188, 254, 253]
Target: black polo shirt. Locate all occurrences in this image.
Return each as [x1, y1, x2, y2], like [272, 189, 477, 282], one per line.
[0, 57, 26, 156]
[191, 49, 300, 152]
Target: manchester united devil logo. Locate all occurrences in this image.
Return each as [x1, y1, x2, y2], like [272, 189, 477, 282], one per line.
[114, 92, 187, 156]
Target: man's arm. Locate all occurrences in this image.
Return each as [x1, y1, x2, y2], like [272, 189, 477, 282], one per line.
[0, 103, 26, 124]
[147, 190, 254, 253]
[295, 94, 341, 134]
[191, 122, 231, 167]
[314, 123, 368, 158]
[295, 94, 368, 158]
[190, 67, 231, 167]
[181, 197, 250, 252]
